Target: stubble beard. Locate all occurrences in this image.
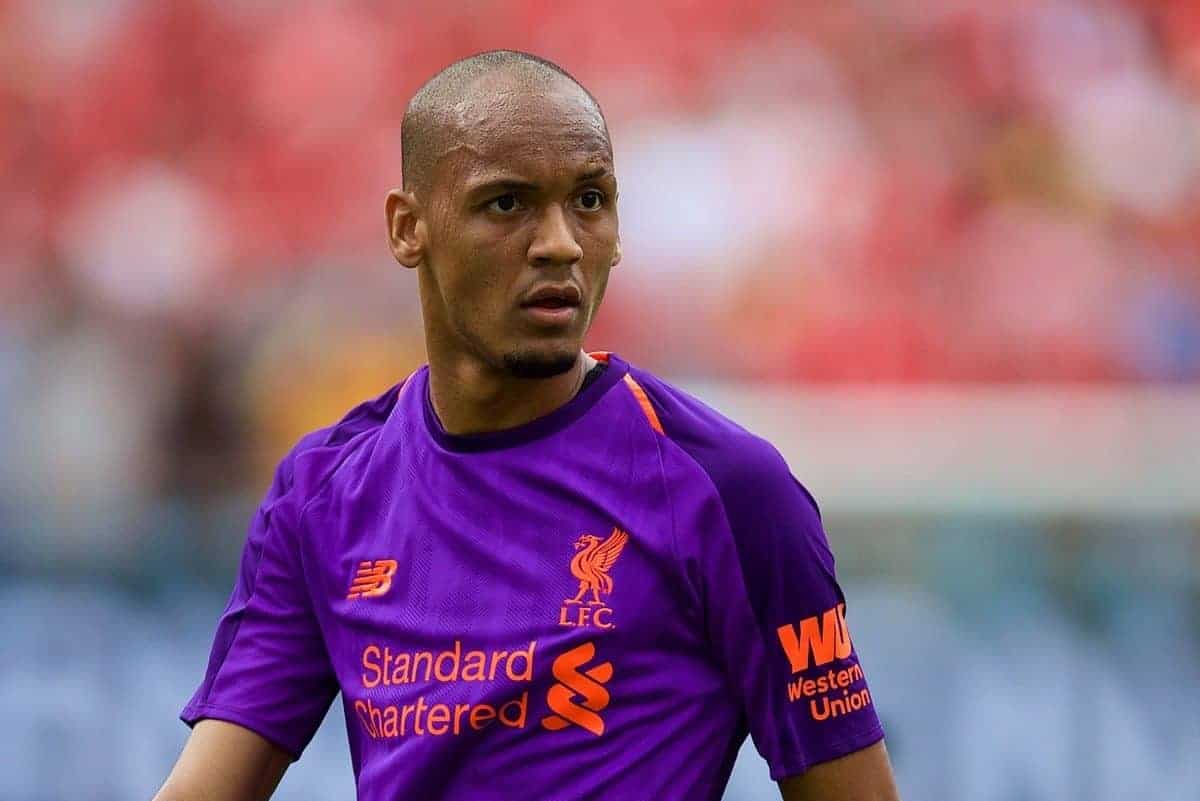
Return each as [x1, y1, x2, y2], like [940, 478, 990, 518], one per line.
[502, 347, 579, 379]
[452, 315, 580, 380]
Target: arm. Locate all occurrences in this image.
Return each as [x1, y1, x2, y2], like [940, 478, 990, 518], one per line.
[778, 740, 901, 801]
[169, 443, 338, 800]
[153, 719, 292, 801]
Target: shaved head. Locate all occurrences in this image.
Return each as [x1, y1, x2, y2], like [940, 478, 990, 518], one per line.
[401, 50, 608, 197]
[386, 49, 620, 395]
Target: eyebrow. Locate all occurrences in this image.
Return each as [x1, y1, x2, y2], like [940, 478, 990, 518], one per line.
[575, 166, 613, 183]
[466, 178, 540, 197]
[465, 166, 614, 198]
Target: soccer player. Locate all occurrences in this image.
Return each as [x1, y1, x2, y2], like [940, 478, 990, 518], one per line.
[154, 51, 900, 801]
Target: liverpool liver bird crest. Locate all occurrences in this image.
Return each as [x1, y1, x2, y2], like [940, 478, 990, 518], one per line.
[565, 527, 629, 606]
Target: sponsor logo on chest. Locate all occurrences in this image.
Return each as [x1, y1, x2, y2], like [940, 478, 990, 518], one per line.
[344, 526, 630, 743]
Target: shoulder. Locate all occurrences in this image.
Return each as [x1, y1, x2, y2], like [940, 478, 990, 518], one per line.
[627, 364, 838, 626]
[626, 364, 822, 524]
[269, 378, 406, 507]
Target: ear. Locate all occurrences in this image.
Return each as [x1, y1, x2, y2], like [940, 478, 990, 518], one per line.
[386, 188, 424, 268]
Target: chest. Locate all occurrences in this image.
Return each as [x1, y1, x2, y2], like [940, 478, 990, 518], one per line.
[299, 458, 700, 696]
[290, 427, 740, 774]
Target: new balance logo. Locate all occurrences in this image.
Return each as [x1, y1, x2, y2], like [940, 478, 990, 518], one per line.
[541, 641, 613, 736]
[776, 603, 853, 673]
[347, 559, 398, 600]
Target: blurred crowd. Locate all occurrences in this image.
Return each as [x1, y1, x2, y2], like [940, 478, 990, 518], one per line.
[2, 0, 1200, 569]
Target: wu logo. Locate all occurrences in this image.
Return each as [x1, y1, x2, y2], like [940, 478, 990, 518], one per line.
[776, 603, 853, 672]
[559, 528, 628, 630]
[346, 559, 398, 600]
[541, 641, 613, 736]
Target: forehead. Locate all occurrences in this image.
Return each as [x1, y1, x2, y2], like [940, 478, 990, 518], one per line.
[438, 76, 612, 188]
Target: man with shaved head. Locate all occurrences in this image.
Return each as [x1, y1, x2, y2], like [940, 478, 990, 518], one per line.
[155, 51, 899, 801]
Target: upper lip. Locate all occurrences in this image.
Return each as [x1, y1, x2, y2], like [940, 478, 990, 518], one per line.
[521, 283, 582, 307]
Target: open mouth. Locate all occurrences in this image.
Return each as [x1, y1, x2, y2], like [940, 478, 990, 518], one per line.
[521, 284, 582, 310]
[526, 297, 573, 309]
[520, 284, 582, 325]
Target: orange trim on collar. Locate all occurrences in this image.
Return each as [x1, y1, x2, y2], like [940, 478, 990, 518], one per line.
[621, 373, 663, 434]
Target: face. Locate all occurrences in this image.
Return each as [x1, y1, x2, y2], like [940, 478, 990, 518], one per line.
[406, 76, 620, 379]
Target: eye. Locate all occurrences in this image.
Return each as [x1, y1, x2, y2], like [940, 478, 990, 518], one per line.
[575, 189, 605, 211]
[487, 194, 523, 214]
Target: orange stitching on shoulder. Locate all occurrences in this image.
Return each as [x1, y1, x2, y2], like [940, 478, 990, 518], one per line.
[621, 373, 663, 434]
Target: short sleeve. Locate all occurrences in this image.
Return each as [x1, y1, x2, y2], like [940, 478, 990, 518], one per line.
[673, 439, 884, 780]
[180, 448, 338, 759]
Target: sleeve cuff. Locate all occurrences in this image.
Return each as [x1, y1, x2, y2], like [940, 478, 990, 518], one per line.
[767, 722, 886, 781]
[180, 702, 305, 761]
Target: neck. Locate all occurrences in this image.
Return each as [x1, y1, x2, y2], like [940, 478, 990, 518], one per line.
[426, 348, 598, 436]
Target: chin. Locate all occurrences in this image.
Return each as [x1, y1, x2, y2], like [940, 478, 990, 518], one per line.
[501, 346, 579, 379]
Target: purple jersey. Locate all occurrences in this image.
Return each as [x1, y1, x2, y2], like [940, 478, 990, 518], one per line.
[182, 352, 883, 800]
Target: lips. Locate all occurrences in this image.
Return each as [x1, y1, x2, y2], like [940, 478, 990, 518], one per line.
[520, 283, 582, 309]
[519, 283, 582, 328]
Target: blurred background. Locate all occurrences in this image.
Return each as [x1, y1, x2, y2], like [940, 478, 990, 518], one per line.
[1, 0, 1198, 798]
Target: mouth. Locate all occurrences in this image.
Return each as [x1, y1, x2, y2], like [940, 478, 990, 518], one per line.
[519, 284, 582, 327]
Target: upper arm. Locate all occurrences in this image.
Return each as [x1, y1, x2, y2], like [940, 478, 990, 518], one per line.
[179, 446, 338, 758]
[153, 719, 293, 801]
[664, 429, 885, 778]
[778, 739, 901, 801]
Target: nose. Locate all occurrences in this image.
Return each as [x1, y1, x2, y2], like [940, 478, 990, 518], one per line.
[528, 204, 583, 267]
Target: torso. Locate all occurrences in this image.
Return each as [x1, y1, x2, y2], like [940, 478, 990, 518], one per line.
[297, 354, 743, 800]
